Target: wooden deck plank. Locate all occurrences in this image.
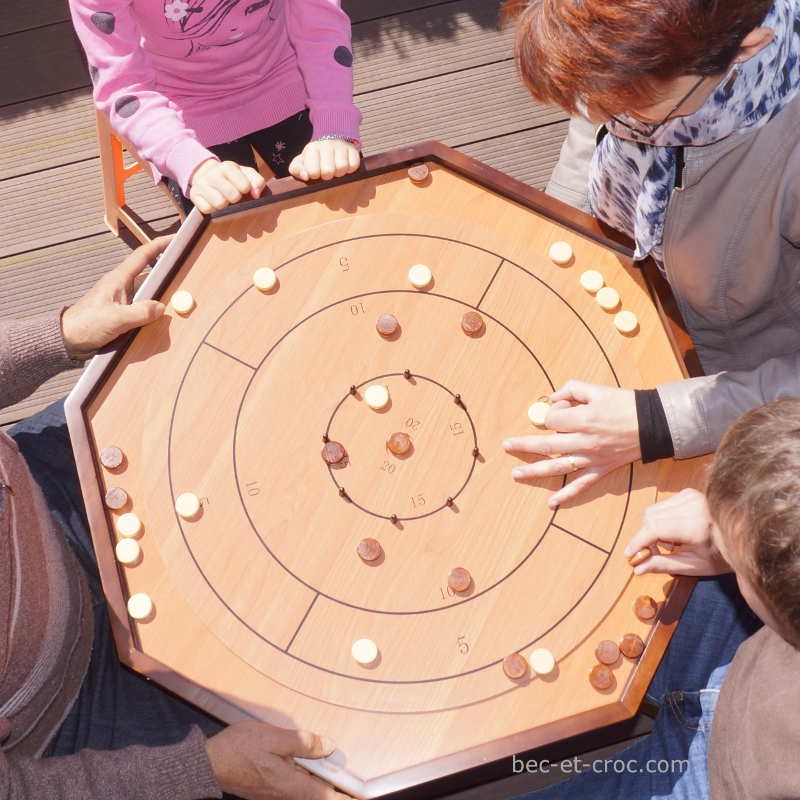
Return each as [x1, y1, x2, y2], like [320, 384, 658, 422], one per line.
[352, 0, 507, 94]
[360, 60, 564, 152]
[0, 23, 87, 107]
[0, 0, 69, 37]
[0, 160, 177, 257]
[0, 90, 94, 180]
[460, 120, 569, 189]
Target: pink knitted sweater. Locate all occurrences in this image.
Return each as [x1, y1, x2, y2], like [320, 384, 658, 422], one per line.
[68, 0, 362, 192]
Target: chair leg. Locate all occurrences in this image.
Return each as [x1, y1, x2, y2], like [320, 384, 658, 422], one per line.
[95, 109, 152, 243]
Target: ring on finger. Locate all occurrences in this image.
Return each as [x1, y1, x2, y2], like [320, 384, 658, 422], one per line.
[566, 455, 579, 473]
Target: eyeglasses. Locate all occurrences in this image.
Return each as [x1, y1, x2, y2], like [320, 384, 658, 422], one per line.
[606, 75, 707, 138]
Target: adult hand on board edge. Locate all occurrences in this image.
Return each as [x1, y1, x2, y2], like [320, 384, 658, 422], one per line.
[60, 237, 171, 361]
[502, 380, 640, 508]
[624, 489, 732, 577]
[205, 721, 350, 800]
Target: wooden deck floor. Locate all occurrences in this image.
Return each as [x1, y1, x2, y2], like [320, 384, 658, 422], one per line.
[0, 2, 651, 794]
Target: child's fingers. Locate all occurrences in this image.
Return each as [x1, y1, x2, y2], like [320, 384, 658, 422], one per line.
[333, 141, 351, 177]
[288, 155, 309, 182]
[200, 185, 229, 211]
[212, 173, 244, 205]
[318, 143, 336, 180]
[190, 191, 213, 215]
[303, 146, 322, 179]
[242, 166, 266, 198]
[347, 145, 361, 173]
[220, 162, 254, 196]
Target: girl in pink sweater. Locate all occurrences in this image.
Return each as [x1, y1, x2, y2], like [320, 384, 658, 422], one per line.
[69, 0, 363, 213]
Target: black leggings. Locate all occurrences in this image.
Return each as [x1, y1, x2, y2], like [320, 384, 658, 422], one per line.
[166, 108, 313, 213]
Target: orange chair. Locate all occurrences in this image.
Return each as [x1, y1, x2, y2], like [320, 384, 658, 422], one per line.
[95, 109, 185, 243]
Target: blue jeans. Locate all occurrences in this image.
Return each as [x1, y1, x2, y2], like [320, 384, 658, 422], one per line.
[9, 402, 224, 756]
[518, 575, 761, 799]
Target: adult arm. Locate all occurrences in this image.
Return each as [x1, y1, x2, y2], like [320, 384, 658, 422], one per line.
[0, 315, 79, 411]
[657, 351, 800, 459]
[0, 240, 168, 413]
[285, 0, 362, 143]
[67, 0, 214, 193]
[544, 114, 597, 213]
[0, 727, 220, 800]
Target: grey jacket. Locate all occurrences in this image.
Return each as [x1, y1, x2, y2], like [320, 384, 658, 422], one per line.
[546, 97, 800, 459]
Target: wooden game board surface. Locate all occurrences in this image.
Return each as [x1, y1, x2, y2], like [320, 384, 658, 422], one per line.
[67, 144, 704, 798]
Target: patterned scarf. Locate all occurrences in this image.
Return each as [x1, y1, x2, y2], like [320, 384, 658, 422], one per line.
[588, 0, 800, 263]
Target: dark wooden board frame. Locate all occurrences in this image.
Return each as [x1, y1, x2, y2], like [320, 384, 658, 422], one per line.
[65, 141, 698, 798]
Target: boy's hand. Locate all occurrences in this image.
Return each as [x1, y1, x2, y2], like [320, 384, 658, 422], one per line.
[189, 158, 266, 214]
[61, 237, 170, 360]
[205, 721, 349, 800]
[289, 139, 360, 182]
[624, 489, 732, 576]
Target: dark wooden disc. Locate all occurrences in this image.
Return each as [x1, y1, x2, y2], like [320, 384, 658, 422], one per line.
[629, 546, 655, 568]
[104, 487, 129, 510]
[594, 639, 620, 666]
[460, 311, 485, 336]
[589, 664, 615, 691]
[634, 595, 658, 622]
[357, 538, 383, 563]
[502, 653, 529, 680]
[321, 441, 347, 465]
[619, 634, 645, 660]
[386, 432, 412, 456]
[376, 313, 400, 337]
[447, 567, 472, 593]
[407, 164, 430, 184]
[100, 445, 124, 470]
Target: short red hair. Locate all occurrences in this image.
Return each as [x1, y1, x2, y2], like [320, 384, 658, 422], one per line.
[503, 0, 773, 114]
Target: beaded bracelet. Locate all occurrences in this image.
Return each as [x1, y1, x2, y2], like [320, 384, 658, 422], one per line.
[314, 134, 361, 147]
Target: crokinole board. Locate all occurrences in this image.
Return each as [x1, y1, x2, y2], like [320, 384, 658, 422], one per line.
[66, 143, 706, 799]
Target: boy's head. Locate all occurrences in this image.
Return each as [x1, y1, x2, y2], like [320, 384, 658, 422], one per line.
[707, 398, 800, 648]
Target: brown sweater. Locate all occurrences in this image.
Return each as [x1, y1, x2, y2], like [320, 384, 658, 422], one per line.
[0, 313, 221, 799]
[708, 625, 800, 799]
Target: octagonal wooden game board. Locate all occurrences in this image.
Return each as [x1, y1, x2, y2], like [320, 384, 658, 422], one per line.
[66, 143, 705, 798]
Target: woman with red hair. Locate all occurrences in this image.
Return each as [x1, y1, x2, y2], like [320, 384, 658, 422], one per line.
[500, 3, 800, 798]
[502, 0, 800, 509]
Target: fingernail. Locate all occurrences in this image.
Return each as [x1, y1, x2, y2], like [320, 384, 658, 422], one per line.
[623, 545, 633, 557]
[502, 440, 512, 450]
[319, 736, 337, 755]
[633, 565, 644, 576]
[547, 498, 559, 509]
[512, 468, 524, 479]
